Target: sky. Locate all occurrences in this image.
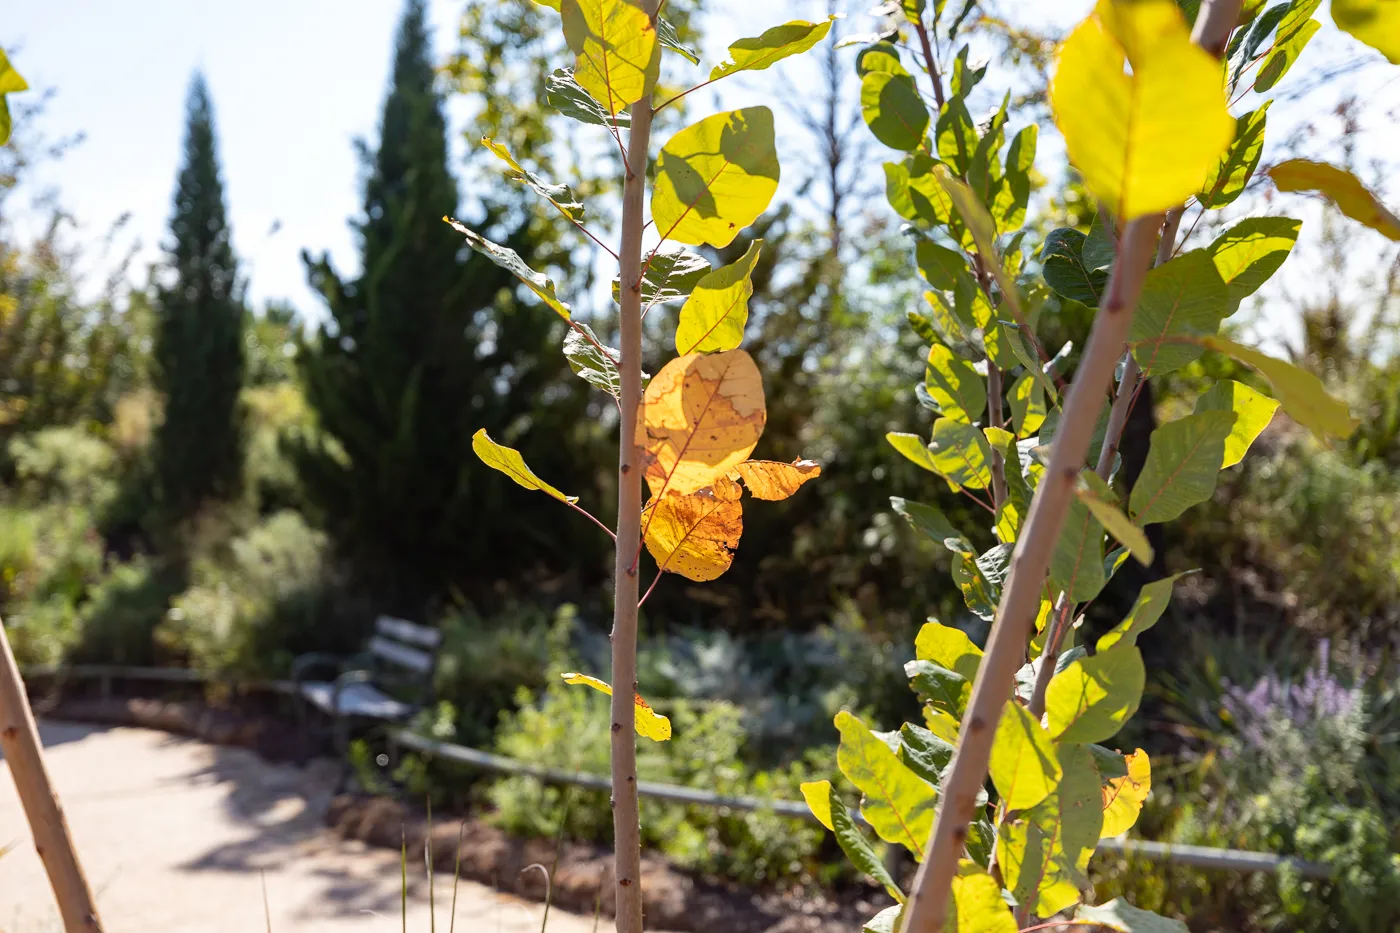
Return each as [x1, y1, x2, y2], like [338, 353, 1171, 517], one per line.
[5, 0, 1399, 344]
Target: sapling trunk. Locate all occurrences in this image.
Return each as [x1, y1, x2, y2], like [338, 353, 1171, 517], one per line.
[899, 7, 1242, 929]
[609, 6, 659, 929]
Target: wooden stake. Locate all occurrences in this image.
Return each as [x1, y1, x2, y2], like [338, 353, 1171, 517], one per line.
[0, 618, 104, 933]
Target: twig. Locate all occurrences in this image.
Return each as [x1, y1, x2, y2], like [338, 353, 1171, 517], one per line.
[914, 21, 947, 110]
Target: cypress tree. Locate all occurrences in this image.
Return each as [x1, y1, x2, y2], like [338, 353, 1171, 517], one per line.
[152, 74, 245, 518]
[296, 0, 595, 609]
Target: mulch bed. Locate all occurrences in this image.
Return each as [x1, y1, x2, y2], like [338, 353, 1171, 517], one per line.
[39, 693, 885, 933]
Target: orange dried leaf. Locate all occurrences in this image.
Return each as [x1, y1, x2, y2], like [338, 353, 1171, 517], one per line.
[732, 458, 821, 500]
[643, 477, 744, 581]
[637, 349, 766, 497]
[560, 672, 673, 742]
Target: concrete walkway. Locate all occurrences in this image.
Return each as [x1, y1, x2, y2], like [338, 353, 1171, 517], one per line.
[0, 721, 620, 933]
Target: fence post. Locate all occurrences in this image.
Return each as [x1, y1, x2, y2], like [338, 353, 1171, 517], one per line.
[0, 618, 105, 932]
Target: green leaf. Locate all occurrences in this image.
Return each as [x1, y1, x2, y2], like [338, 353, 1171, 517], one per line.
[1083, 212, 1118, 270]
[935, 97, 978, 175]
[653, 108, 780, 248]
[446, 219, 571, 320]
[1130, 411, 1236, 525]
[1050, 480, 1107, 603]
[887, 432, 944, 475]
[561, 0, 660, 115]
[925, 344, 986, 422]
[861, 71, 930, 151]
[1129, 250, 1231, 376]
[956, 544, 1012, 621]
[1077, 471, 1154, 566]
[1009, 373, 1047, 438]
[802, 780, 906, 902]
[1332, 0, 1400, 64]
[1208, 216, 1302, 306]
[614, 244, 711, 306]
[471, 429, 578, 504]
[899, 722, 956, 786]
[1194, 379, 1279, 467]
[949, 863, 1018, 933]
[563, 322, 627, 399]
[1097, 572, 1191, 651]
[906, 660, 972, 716]
[674, 240, 762, 354]
[545, 68, 631, 127]
[1041, 228, 1108, 307]
[915, 620, 983, 682]
[1255, 3, 1321, 91]
[916, 239, 967, 291]
[1077, 899, 1190, 933]
[710, 17, 835, 79]
[890, 497, 975, 555]
[1046, 643, 1146, 744]
[1230, 2, 1288, 90]
[949, 45, 987, 97]
[929, 418, 995, 490]
[482, 136, 585, 220]
[855, 42, 908, 76]
[862, 905, 905, 933]
[999, 744, 1103, 917]
[1269, 159, 1400, 241]
[655, 15, 700, 64]
[1203, 335, 1359, 437]
[990, 700, 1062, 811]
[907, 310, 938, 345]
[834, 710, 937, 858]
[1199, 104, 1270, 209]
[993, 125, 1037, 230]
[0, 49, 29, 147]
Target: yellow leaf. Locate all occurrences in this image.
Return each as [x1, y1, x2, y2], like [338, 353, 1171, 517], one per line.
[652, 107, 781, 247]
[710, 17, 836, 80]
[1201, 335, 1359, 438]
[560, 0, 659, 116]
[560, 672, 673, 741]
[923, 706, 961, 743]
[800, 780, 835, 831]
[471, 429, 577, 504]
[1332, 0, 1400, 64]
[637, 349, 766, 497]
[732, 458, 821, 500]
[950, 863, 1019, 933]
[1269, 159, 1400, 241]
[642, 477, 744, 581]
[674, 240, 763, 355]
[1049, 0, 1234, 220]
[1098, 747, 1151, 837]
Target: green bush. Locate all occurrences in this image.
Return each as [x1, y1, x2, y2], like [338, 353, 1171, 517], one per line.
[8, 426, 118, 508]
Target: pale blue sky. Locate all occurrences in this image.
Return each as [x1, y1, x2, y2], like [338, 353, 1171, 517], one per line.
[6, 0, 1398, 343]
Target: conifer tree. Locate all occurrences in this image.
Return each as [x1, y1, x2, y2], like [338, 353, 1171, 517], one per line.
[152, 74, 245, 518]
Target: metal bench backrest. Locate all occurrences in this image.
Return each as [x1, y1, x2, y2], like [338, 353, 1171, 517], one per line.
[368, 616, 442, 679]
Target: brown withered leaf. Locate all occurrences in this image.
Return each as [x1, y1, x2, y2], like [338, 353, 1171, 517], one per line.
[643, 477, 744, 582]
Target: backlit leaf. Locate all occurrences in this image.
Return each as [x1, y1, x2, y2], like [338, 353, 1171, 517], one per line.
[472, 429, 577, 504]
[861, 71, 930, 151]
[1332, 0, 1400, 63]
[643, 478, 744, 581]
[1077, 899, 1189, 933]
[855, 42, 907, 76]
[732, 459, 821, 500]
[906, 660, 971, 716]
[560, 672, 672, 741]
[1129, 250, 1231, 376]
[916, 239, 966, 291]
[1049, 0, 1234, 219]
[563, 323, 625, 399]
[0, 49, 28, 147]
[446, 219, 571, 320]
[710, 17, 836, 79]
[1093, 747, 1152, 838]
[1208, 216, 1302, 306]
[1077, 471, 1153, 566]
[545, 68, 632, 128]
[887, 432, 944, 475]
[1201, 335, 1358, 437]
[1046, 643, 1146, 744]
[1130, 411, 1236, 525]
[1009, 373, 1047, 438]
[930, 417, 995, 490]
[993, 124, 1037, 229]
[915, 620, 983, 682]
[935, 97, 978, 175]
[482, 136, 585, 220]
[655, 15, 700, 64]
[835, 710, 937, 859]
[1194, 380, 1279, 467]
[801, 779, 834, 830]
[925, 344, 986, 422]
[653, 107, 781, 247]
[891, 497, 973, 552]
[1097, 572, 1190, 651]
[999, 744, 1102, 916]
[990, 700, 1062, 811]
[1269, 159, 1400, 241]
[561, 0, 659, 115]
[1050, 480, 1107, 603]
[1255, 0, 1321, 91]
[638, 349, 766, 496]
[1199, 104, 1269, 209]
[675, 240, 762, 354]
[862, 906, 905, 933]
[957, 544, 1012, 620]
[613, 244, 710, 306]
[949, 863, 1018, 933]
[801, 781, 906, 902]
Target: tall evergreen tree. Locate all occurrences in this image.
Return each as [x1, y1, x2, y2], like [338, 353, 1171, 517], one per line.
[152, 74, 245, 518]
[296, 0, 598, 610]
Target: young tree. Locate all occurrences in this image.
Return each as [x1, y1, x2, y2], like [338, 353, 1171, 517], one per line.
[152, 74, 245, 519]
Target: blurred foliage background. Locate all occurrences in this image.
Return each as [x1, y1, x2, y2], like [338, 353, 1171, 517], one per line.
[3, 0, 1400, 929]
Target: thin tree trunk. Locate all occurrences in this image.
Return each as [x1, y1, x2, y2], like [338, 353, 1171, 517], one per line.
[0, 620, 104, 933]
[609, 8, 659, 930]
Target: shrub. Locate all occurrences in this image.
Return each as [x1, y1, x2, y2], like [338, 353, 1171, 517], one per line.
[8, 426, 118, 508]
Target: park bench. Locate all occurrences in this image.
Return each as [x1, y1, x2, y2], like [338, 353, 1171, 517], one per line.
[291, 615, 441, 777]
